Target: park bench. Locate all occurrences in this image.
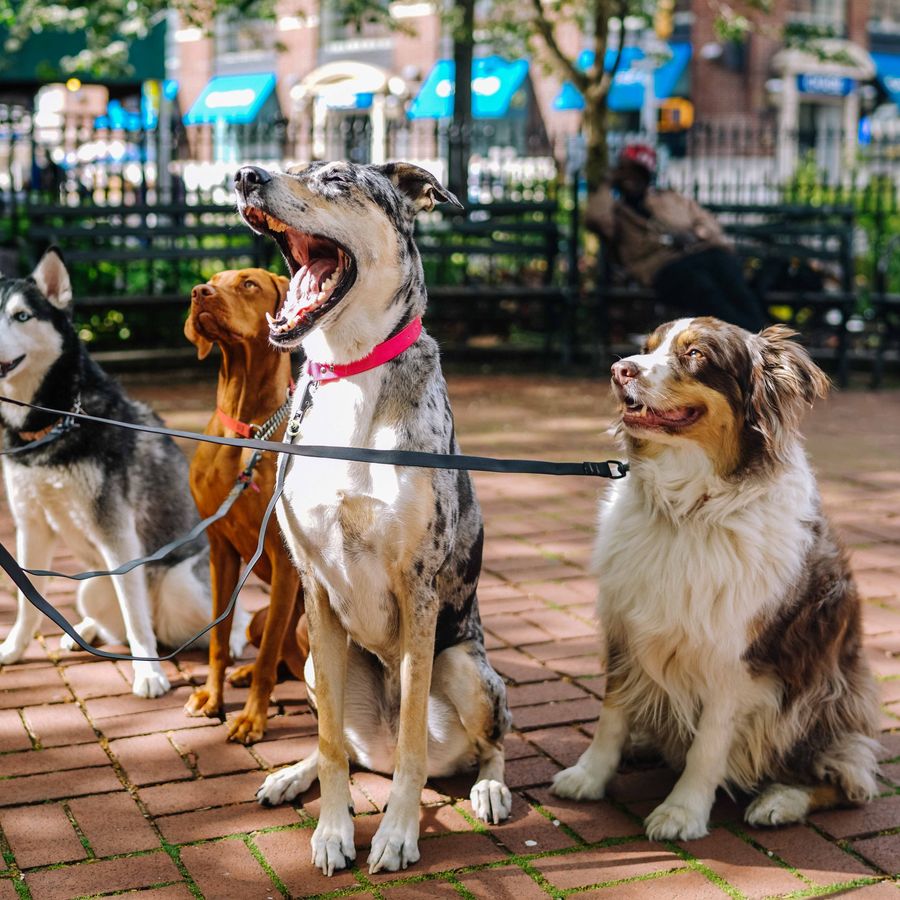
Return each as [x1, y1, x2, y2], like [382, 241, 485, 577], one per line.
[593, 203, 857, 386]
[415, 199, 575, 364]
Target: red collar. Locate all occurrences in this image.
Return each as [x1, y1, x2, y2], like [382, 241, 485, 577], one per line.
[216, 380, 295, 438]
[306, 317, 422, 383]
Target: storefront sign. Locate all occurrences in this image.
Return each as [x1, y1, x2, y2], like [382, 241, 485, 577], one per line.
[797, 74, 855, 97]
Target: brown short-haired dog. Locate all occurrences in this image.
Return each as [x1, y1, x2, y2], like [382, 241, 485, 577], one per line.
[183, 268, 307, 743]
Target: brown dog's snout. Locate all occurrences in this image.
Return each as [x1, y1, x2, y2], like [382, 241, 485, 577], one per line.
[191, 284, 215, 302]
[234, 166, 272, 190]
[612, 360, 640, 387]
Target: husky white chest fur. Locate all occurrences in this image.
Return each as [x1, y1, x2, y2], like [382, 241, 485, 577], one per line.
[553, 316, 880, 844]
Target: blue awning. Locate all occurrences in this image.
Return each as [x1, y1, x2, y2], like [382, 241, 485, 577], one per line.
[873, 52, 900, 107]
[408, 56, 529, 120]
[184, 73, 277, 125]
[553, 42, 691, 112]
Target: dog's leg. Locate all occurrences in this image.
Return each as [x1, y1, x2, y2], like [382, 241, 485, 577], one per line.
[0, 512, 56, 664]
[367, 593, 437, 875]
[432, 642, 512, 824]
[185, 536, 241, 719]
[552, 695, 630, 801]
[96, 522, 169, 698]
[61, 578, 124, 651]
[644, 693, 737, 841]
[227, 560, 300, 744]
[306, 578, 355, 876]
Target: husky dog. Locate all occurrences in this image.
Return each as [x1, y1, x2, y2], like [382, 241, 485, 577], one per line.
[0, 249, 247, 697]
[234, 161, 512, 876]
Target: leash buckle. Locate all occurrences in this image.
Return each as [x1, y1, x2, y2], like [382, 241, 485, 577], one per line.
[606, 460, 629, 479]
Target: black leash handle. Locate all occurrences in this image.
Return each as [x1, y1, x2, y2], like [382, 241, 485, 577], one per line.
[0, 396, 629, 479]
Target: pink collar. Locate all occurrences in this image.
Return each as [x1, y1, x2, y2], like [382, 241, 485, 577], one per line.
[306, 317, 422, 383]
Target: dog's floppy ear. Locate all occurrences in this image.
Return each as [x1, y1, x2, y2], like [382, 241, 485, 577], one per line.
[184, 312, 213, 361]
[377, 162, 463, 214]
[31, 247, 73, 311]
[268, 272, 289, 305]
[748, 325, 830, 463]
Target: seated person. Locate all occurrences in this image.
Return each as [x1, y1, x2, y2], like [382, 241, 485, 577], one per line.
[586, 143, 766, 333]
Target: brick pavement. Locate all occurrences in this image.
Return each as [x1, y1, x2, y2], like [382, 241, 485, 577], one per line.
[0, 374, 898, 899]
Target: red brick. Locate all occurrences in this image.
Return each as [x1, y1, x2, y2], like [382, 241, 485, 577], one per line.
[366, 831, 509, 882]
[180, 838, 277, 899]
[504, 754, 562, 789]
[527, 637, 600, 662]
[839, 882, 900, 898]
[459, 866, 551, 900]
[156, 800, 300, 843]
[253, 827, 359, 896]
[503, 732, 541, 760]
[506, 679, 590, 708]
[462, 793, 574, 854]
[679, 828, 806, 899]
[0, 765, 122, 806]
[513, 696, 603, 730]
[69, 791, 160, 857]
[23, 702, 96, 746]
[521, 608, 596, 641]
[482, 614, 553, 647]
[254, 732, 318, 769]
[854, 833, 900, 875]
[489, 648, 553, 684]
[812, 793, 900, 839]
[578, 869, 729, 898]
[0, 803, 85, 869]
[24, 852, 182, 899]
[109, 733, 192, 786]
[532, 840, 685, 890]
[526, 788, 644, 843]
[0, 669, 70, 709]
[63, 661, 132, 699]
[0, 878, 20, 900]
[139, 771, 272, 816]
[747, 823, 875, 886]
[0, 709, 31, 752]
[169, 726, 259, 777]
[523, 725, 591, 767]
[0, 742, 108, 777]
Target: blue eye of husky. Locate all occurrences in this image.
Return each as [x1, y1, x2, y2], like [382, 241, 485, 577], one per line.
[12, 311, 32, 323]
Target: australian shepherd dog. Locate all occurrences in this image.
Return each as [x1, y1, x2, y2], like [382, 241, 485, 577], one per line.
[552, 317, 880, 840]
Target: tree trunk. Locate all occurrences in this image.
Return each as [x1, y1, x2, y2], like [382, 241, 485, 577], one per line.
[448, 0, 475, 202]
[583, 90, 609, 194]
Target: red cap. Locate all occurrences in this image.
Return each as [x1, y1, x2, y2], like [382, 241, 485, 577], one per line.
[619, 143, 657, 175]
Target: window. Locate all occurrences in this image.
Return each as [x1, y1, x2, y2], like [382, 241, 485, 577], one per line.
[787, 0, 847, 35]
[215, 11, 276, 58]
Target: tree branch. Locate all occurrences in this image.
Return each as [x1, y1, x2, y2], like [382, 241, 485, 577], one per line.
[528, 0, 588, 91]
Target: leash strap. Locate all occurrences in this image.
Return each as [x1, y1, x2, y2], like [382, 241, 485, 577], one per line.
[0, 416, 78, 456]
[0, 395, 629, 479]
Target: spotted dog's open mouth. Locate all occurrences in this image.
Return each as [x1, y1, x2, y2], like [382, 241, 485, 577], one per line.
[622, 400, 703, 431]
[241, 207, 356, 345]
[0, 355, 25, 378]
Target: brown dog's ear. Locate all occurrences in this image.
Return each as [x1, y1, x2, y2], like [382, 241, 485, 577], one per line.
[268, 272, 289, 305]
[184, 313, 213, 361]
[375, 162, 463, 214]
[748, 325, 830, 463]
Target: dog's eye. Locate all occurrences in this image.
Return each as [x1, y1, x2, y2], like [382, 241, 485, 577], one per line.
[12, 311, 32, 323]
[685, 347, 703, 359]
[243, 280, 257, 290]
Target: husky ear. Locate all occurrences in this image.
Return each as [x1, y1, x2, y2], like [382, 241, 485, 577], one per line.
[377, 162, 463, 214]
[184, 312, 213, 361]
[748, 325, 830, 463]
[31, 247, 73, 310]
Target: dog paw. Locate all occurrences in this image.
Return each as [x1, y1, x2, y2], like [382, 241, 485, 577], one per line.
[59, 618, 98, 653]
[226, 710, 266, 745]
[0, 636, 26, 666]
[311, 817, 356, 876]
[470, 779, 512, 825]
[226, 663, 254, 687]
[644, 800, 709, 841]
[367, 816, 420, 874]
[256, 760, 318, 806]
[745, 785, 810, 827]
[183, 687, 222, 718]
[551, 764, 608, 801]
[132, 666, 170, 699]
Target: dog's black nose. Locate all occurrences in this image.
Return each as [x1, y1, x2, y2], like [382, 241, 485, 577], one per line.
[612, 360, 640, 386]
[234, 166, 272, 188]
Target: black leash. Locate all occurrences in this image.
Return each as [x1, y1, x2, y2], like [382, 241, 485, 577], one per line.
[0, 385, 626, 663]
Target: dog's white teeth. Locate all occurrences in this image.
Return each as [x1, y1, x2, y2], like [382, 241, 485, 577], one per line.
[265, 214, 286, 233]
[265, 312, 276, 326]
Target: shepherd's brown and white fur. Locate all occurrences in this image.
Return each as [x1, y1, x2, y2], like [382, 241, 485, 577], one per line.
[234, 162, 511, 876]
[552, 317, 880, 841]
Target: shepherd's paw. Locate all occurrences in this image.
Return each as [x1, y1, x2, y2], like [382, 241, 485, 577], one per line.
[644, 799, 709, 841]
[745, 785, 811, 827]
[551, 763, 608, 801]
[59, 618, 98, 653]
[311, 818, 355, 876]
[256, 760, 318, 806]
[470, 779, 512, 824]
[367, 815, 420, 874]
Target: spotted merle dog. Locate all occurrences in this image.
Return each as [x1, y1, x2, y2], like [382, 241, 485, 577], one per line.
[235, 161, 512, 876]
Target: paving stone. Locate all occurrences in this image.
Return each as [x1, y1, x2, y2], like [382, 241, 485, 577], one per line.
[62, 660, 132, 699]
[458, 866, 551, 900]
[0, 803, 85, 869]
[504, 754, 562, 789]
[460, 792, 574, 854]
[139, 770, 274, 816]
[24, 851, 182, 899]
[0, 741, 108, 778]
[366, 831, 509, 882]
[521, 725, 591, 768]
[0, 709, 31, 752]
[382, 880, 463, 899]
[0, 879, 20, 900]
[168, 725, 260, 777]
[68, 791, 160, 857]
[253, 827, 359, 896]
[512, 696, 603, 730]
[577, 869, 729, 899]
[506, 679, 591, 708]
[156, 800, 300, 844]
[108, 732, 193, 786]
[854, 833, 900, 875]
[23, 702, 96, 746]
[812, 793, 900, 839]
[253, 731, 318, 769]
[0, 765, 122, 806]
[526, 788, 644, 843]
[532, 840, 684, 890]
[180, 838, 278, 899]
